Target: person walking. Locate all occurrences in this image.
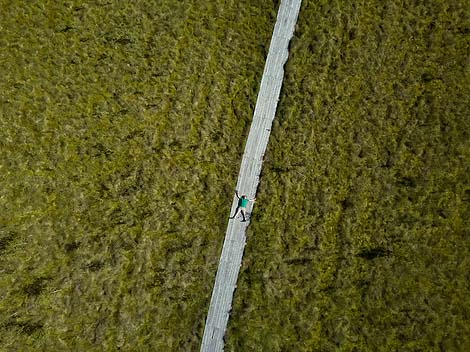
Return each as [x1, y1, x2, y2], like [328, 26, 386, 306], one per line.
[230, 190, 256, 222]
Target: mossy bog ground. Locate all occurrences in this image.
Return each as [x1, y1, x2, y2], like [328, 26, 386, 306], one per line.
[227, 1, 470, 351]
[0, 1, 275, 350]
[1, 0, 469, 351]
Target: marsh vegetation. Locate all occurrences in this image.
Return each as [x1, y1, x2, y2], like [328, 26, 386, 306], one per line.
[227, 1, 470, 351]
[1, 0, 469, 351]
[0, 1, 275, 350]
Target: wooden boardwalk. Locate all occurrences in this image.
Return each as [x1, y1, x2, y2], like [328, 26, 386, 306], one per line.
[200, 1, 302, 351]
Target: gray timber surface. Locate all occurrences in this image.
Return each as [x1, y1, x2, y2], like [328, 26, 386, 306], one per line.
[200, 0, 302, 351]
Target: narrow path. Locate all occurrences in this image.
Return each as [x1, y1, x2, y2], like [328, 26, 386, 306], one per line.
[200, 1, 302, 351]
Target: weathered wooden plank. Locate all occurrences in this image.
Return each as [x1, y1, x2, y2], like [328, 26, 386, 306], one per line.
[200, 1, 302, 351]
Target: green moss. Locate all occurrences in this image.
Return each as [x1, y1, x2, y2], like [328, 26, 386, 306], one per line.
[2, 0, 469, 350]
[227, 0, 470, 351]
[0, 0, 276, 350]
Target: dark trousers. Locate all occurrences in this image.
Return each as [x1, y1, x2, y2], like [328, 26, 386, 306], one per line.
[230, 206, 246, 221]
